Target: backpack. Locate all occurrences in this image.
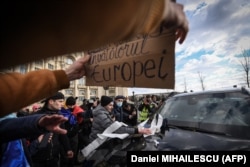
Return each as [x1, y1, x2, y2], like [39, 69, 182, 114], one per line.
[60, 108, 79, 137]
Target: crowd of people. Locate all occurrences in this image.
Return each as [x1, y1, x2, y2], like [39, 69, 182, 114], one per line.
[0, 0, 189, 166]
[1, 92, 166, 166]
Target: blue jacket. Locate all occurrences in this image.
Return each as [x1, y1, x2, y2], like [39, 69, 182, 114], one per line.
[0, 114, 47, 167]
[0, 114, 47, 143]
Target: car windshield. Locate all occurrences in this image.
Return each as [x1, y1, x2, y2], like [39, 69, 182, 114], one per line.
[158, 90, 250, 138]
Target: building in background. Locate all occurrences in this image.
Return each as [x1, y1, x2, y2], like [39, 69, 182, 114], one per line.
[3, 52, 128, 106]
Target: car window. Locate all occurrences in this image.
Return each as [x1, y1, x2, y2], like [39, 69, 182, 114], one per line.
[159, 91, 250, 126]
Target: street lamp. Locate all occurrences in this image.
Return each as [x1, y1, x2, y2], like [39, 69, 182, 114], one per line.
[132, 91, 135, 102]
[103, 86, 109, 96]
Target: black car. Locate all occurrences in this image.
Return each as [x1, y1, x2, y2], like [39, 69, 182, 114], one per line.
[83, 87, 250, 166]
[142, 87, 250, 151]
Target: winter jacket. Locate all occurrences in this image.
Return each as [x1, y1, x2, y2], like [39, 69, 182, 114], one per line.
[0, 114, 47, 167]
[29, 107, 72, 162]
[112, 103, 130, 122]
[0, 114, 48, 143]
[72, 105, 84, 124]
[0, 0, 166, 118]
[89, 104, 138, 141]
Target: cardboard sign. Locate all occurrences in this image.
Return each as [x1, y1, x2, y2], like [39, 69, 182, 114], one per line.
[85, 28, 175, 89]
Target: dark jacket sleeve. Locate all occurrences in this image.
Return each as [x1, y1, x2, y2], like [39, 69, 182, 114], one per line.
[148, 105, 155, 113]
[58, 124, 72, 152]
[138, 103, 144, 111]
[99, 112, 136, 135]
[121, 109, 130, 123]
[115, 126, 136, 135]
[0, 114, 46, 143]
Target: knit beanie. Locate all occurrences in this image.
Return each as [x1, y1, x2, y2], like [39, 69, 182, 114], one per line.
[43, 92, 64, 102]
[101, 96, 113, 107]
[41, 92, 65, 105]
[66, 96, 76, 106]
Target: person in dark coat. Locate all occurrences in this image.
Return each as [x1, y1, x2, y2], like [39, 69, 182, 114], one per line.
[89, 95, 151, 141]
[78, 99, 94, 150]
[122, 102, 137, 126]
[60, 96, 84, 166]
[112, 95, 126, 122]
[0, 112, 68, 167]
[29, 92, 73, 167]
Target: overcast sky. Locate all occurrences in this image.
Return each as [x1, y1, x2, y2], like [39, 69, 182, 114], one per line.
[128, 0, 250, 96]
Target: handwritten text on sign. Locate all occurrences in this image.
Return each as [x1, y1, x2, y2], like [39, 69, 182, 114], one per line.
[85, 29, 175, 89]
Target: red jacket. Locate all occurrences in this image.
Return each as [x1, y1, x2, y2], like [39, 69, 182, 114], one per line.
[72, 106, 84, 124]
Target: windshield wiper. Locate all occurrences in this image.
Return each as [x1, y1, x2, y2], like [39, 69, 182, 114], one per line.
[167, 124, 231, 137]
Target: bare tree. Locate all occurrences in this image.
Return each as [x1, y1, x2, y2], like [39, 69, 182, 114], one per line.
[198, 71, 205, 91]
[239, 49, 250, 88]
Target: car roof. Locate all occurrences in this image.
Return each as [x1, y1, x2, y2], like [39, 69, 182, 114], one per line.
[171, 87, 250, 98]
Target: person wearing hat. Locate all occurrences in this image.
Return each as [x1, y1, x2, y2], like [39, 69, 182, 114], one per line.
[0, 112, 69, 167]
[89, 95, 151, 141]
[0, 1, 189, 119]
[112, 95, 126, 122]
[29, 92, 74, 167]
[64, 96, 84, 124]
[138, 95, 157, 123]
[78, 99, 95, 157]
[60, 96, 84, 166]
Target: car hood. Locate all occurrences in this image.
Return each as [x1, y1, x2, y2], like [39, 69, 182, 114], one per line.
[143, 128, 250, 151]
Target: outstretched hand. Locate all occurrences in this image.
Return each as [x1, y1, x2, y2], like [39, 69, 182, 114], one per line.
[38, 115, 68, 134]
[64, 54, 91, 81]
[138, 127, 152, 135]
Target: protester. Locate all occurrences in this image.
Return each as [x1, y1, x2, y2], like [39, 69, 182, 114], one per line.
[0, 55, 90, 118]
[0, 113, 33, 167]
[0, 114, 68, 143]
[82, 96, 151, 166]
[60, 96, 84, 166]
[29, 92, 73, 167]
[65, 96, 84, 124]
[1, 0, 188, 118]
[112, 95, 126, 122]
[151, 95, 159, 107]
[78, 99, 94, 149]
[0, 1, 189, 166]
[122, 102, 137, 126]
[1, 0, 188, 69]
[80, 99, 88, 111]
[138, 95, 157, 123]
[89, 95, 151, 141]
[0, 113, 68, 166]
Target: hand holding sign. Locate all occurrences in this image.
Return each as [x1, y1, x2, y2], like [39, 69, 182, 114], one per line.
[162, 1, 189, 44]
[86, 28, 176, 89]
